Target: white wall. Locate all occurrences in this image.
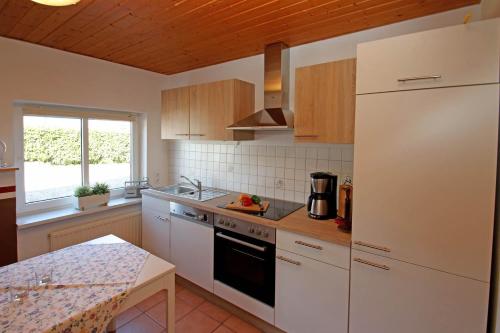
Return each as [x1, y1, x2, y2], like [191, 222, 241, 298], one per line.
[0, 37, 169, 186]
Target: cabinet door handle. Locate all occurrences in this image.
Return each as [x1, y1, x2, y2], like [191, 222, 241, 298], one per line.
[175, 134, 190, 136]
[353, 240, 391, 252]
[294, 135, 319, 138]
[397, 75, 441, 82]
[277, 255, 301, 266]
[295, 240, 323, 250]
[155, 215, 169, 222]
[190, 134, 206, 137]
[353, 257, 390, 270]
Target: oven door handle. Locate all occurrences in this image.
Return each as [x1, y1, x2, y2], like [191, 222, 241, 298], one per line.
[232, 248, 265, 261]
[216, 232, 267, 252]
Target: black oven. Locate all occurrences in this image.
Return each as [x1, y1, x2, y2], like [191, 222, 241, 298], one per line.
[214, 215, 276, 307]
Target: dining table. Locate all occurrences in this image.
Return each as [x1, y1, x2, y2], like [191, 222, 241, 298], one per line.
[0, 234, 175, 333]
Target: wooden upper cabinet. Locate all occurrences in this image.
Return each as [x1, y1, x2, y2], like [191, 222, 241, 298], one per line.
[162, 79, 254, 141]
[189, 81, 224, 140]
[294, 58, 356, 144]
[161, 87, 190, 139]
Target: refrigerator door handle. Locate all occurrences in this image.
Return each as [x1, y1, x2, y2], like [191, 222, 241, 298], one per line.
[397, 75, 442, 82]
[353, 240, 391, 252]
[353, 257, 390, 271]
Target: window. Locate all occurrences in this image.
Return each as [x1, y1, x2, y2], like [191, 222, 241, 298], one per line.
[88, 119, 132, 189]
[24, 116, 83, 203]
[19, 106, 138, 210]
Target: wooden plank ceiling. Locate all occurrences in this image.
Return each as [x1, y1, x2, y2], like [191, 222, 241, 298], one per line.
[0, 0, 478, 74]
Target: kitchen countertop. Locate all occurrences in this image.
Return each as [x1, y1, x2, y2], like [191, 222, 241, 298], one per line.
[142, 188, 351, 247]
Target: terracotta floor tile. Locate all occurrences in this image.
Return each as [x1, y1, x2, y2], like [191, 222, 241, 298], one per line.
[176, 288, 205, 307]
[175, 283, 185, 294]
[116, 306, 142, 328]
[197, 301, 231, 323]
[224, 316, 262, 333]
[175, 309, 220, 333]
[137, 291, 167, 312]
[146, 297, 196, 326]
[213, 325, 235, 333]
[117, 314, 164, 333]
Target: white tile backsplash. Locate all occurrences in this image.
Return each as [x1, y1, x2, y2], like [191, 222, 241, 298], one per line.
[167, 141, 354, 204]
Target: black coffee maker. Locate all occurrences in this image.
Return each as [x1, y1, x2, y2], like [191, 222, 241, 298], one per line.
[307, 172, 338, 220]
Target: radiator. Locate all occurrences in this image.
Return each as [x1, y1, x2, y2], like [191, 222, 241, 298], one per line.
[49, 212, 141, 251]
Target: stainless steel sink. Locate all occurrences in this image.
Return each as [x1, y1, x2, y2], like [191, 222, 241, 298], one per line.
[153, 184, 228, 202]
[159, 185, 197, 195]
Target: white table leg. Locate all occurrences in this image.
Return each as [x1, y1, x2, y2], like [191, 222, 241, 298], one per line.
[166, 274, 175, 333]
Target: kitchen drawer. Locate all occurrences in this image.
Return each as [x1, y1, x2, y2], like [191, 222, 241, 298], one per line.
[356, 18, 500, 94]
[142, 194, 170, 216]
[276, 230, 350, 269]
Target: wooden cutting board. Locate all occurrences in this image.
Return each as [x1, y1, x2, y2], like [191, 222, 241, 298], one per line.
[225, 201, 270, 212]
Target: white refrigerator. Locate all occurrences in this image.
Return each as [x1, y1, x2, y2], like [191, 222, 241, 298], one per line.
[350, 19, 500, 333]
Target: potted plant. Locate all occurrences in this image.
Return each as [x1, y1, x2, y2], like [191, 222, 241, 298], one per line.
[73, 182, 110, 211]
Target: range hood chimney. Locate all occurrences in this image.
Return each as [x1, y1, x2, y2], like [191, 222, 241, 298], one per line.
[227, 42, 293, 130]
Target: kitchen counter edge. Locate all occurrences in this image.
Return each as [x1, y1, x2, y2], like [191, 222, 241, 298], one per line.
[142, 189, 351, 247]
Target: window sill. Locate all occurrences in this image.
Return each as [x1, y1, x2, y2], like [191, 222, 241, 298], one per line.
[17, 197, 142, 230]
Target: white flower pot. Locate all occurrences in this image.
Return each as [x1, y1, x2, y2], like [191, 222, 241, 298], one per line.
[73, 193, 110, 211]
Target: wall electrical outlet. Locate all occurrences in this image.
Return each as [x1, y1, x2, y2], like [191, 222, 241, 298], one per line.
[275, 178, 284, 189]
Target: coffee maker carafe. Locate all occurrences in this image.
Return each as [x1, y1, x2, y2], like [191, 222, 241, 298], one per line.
[307, 172, 337, 220]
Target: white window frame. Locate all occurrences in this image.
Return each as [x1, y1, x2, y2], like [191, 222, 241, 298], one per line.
[14, 102, 140, 214]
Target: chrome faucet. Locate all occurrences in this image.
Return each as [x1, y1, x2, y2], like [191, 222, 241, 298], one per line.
[180, 175, 202, 193]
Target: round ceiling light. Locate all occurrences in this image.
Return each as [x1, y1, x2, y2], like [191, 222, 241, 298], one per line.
[32, 0, 80, 6]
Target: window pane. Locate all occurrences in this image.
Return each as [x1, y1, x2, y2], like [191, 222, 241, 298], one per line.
[89, 119, 131, 189]
[24, 116, 82, 203]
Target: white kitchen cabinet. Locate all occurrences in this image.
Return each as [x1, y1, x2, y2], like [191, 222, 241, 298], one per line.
[171, 216, 214, 292]
[353, 84, 499, 282]
[142, 196, 170, 261]
[356, 18, 500, 94]
[275, 248, 349, 333]
[349, 250, 489, 333]
[276, 229, 350, 269]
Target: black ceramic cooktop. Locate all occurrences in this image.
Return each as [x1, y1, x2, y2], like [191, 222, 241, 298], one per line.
[218, 197, 304, 221]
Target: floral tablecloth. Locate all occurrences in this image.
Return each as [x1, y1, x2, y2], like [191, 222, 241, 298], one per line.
[0, 237, 149, 333]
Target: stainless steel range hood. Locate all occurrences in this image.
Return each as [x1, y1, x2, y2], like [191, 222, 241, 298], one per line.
[227, 42, 293, 130]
